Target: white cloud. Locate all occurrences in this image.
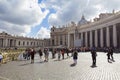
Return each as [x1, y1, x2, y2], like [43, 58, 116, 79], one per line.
[1, 0, 120, 38]
[36, 27, 50, 39]
[42, 0, 120, 26]
[0, 0, 49, 36]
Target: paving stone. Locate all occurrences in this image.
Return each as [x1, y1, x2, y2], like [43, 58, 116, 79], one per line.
[0, 52, 120, 80]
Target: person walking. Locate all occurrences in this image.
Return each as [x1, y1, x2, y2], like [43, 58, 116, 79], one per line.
[52, 48, 56, 59]
[26, 48, 30, 60]
[61, 49, 64, 59]
[66, 48, 69, 57]
[109, 47, 114, 61]
[58, 49, 61, 61]
[73, 50, 78, 65]
[91, 48, 97, 66]
[107, 47, 114, 62]
[30, 48, 36, 63]
[44, 48, 49, 62]
[38, 49, 43, 61]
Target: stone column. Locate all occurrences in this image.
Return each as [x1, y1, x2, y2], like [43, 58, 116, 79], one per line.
[62, 35, 65, 46]
[81, 32, 83, 47]
[85, 32, 88, 47]
[0, 39, 1, 47]
[2, 38, 5, 47]
[57, 36, 59, 45]
[67, 33, 70, 48]
[14, 40, 16, 47]
[0, 39, 3, 47]
[54, 36, 56, 46]
[73, 33, 75, 47]
[7, 39, 10, 47]
[3, 38, 8, 48]
[5, 39, 8, 47]
[74, 33, 75, 40]
[90, 31, 92, 48]
[95, 30, 98, 47]
[100, 28, 103, 48]
[106, 27, 110, 47]
[113, 24, 117, 47]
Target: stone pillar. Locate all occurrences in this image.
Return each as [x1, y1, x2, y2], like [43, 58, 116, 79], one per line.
[3, 38, 8, 48]
[0, 39, 1, 47]
[74, 33, 75, 41]
[5, 39, 8, 47]
[54, 36, 56, 46]
[73, 33, 75, 47]
[7, 39, 10, 47]
[14, 40, 16, 47]
[57, 36, 59, 45]
[0, 39, 3, 47]
[95, 30, 98, 47]
[113, 24, 117, 47]
[85, 32, 88, 47]
[67, 33, 70, 48]
[100, 28, 103, 47]
[62, 35, 65, 46]
[81, 32, 83, 47]
[106, 27, 110, 47]
[90, 31, 92, 48]
[2, 38, 5, 47]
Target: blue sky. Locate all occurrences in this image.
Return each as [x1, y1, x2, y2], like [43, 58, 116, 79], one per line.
[0, 0, 120, 39]
[29, 7, 56, 38]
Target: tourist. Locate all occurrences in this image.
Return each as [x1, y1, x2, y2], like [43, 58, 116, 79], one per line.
[91, 48, 97, 66]
[73, 50, 78, 65]
[26, 48, 31, 60]
[0, 53, 3, 66]
[107, 47, 114, 62]
[61, 49, 64, 59]
[30, 48, 36, 63]
[109, 47, 114, 61]
[107, 48, 111, 63]
[38, 49, 43, 61]
[58, 49, 61, 61]
[52, 48, 56, 59]
[44, 48, 49, 62]
[66, 48, 69, 57]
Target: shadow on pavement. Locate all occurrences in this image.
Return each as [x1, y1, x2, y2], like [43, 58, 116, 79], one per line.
[19, 63, 31, 66]
[70, 63, 76, 67]
[54, 59, 61, 61]
[90, 65, 97, 68]
[35, 61, 46, 64]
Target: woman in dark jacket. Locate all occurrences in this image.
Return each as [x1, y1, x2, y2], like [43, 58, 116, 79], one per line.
[38, 49, 43, 60]
[30, 48, 36, 63]
[73, 50, 78, 65]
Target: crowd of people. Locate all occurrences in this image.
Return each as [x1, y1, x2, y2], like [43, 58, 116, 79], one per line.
[21, 47, 116, 68]
[22, 48, 75, 64]
[0, 46, 117, 67]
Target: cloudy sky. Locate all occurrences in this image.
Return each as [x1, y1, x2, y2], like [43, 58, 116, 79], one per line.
[0, 0, 120, 39]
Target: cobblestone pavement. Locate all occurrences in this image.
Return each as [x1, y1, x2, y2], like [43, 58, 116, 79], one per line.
[0, 52, 120, 80]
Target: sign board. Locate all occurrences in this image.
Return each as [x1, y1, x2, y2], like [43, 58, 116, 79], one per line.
[74, 39, 82, 47]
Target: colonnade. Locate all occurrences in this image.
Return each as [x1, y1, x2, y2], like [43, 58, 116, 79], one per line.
[68, 24, 119, 48]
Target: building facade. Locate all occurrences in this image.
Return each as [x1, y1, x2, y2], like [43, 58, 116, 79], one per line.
[0, 32, 44, 48]
[50, 11, 120, 49]
[0, 11, 120, 49]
